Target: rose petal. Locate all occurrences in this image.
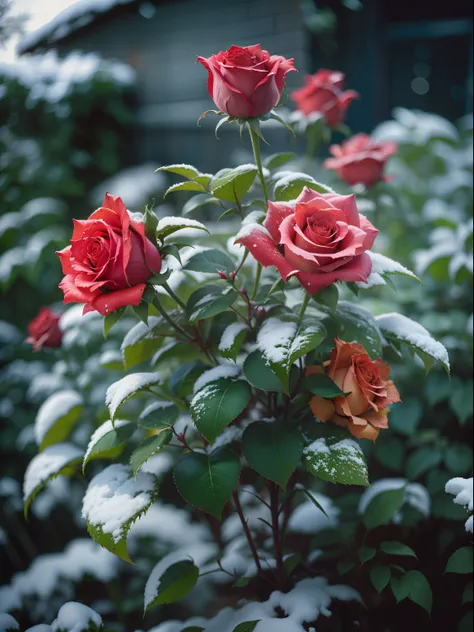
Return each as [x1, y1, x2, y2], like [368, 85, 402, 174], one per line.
[59, 274, 96, 305]
[309, 395, 336, 422]
[264, 201, 294, 243]
[90, 284, 146, 316]
[57, 246, 74, 275]
[235, 224, 297, 281]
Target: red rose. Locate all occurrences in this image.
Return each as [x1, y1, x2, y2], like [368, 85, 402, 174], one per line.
[26, 307, 62, 352]
[236, 187, 378, 294]
[307, 339, 401, 442]
[324, 134, 397, 187]
[197, 44, 296, 119]
[57, 193, 161, 316]
[291, 69, 358, 127]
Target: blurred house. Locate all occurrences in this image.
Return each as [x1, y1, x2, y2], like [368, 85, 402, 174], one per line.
[17, 0, 473, 170]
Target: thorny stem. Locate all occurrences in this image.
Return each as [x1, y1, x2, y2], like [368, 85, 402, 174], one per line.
[234, 249, 249, 277]
[270, 482, 285, 588]
[248, 123, 268, 301]
[232, 490, 262, 574]
[153, 296, 193, 341]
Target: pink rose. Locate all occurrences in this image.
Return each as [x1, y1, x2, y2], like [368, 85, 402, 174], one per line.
[236, 187, 378, 294]
[324, 134, 397, 187]
[57, 193, 161, 316]
[26, 307, 62, 352]
[197, 44, 296, 118]
[291, 69, 358, 127]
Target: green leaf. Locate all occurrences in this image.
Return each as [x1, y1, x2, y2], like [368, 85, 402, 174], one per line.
[403, 570, 433, 614]
[462, 581, 473, 604]
[190, 378, 251, 444]
[83, 464, 159, 563]
[156, 164, 201, 179]
[376, 313, 450, 374]
[218, 322, 248, 361]
[263, 152, 296, 170]
[164, 181, 207, 197]
[169, 361, 208, 398]
[24, 443, 82, 517]
[132, 302, 149, 325]
[130, 429, 172, 475]
[145, 560, 199, 612]
[303, 436, 369, 486]
[148, 268, 173, 286]
[459, 612, 474, 632]
[337, 560, 356, 575]
[35, 390, 83, 450]
[173, 447, 240, 518]
[210, 166, 258, 203]
[305, 373, 349, 398]
[390, 575, 410, 603]
[363, 252, 421, 287]
[83, 420, 135, 472]
[374, 436, 404, 470]
[312, 284, 339, 313]
[243, 350, 286, 392]
[405, 447, 442, 480]
[120, 317, 164, 370]
[186, 285, 238, 323]
[363, 487, 405, 530]
[257, 315, 326, 392]
[444, 444, 473, 475]
[104, 307, 126, 339]
[298, 487, 330, 518]
[160, 243, 183, 265]
[388, 399, 422, 436]
[337, 301, 383, 359]
[359, 546, 377, 564]
[106, 373, 161, 421]
[156, 216, 209, 240]
[445, 547, 473, 574]
[283, 552, 301, 577]
[370, 565, 391, 593]
[182, 193, 221, 216]
[184, 249, 235, 275]
[232, 622, 260, 632]
[380, 541, 417, 558]
[138, 402, 180, 430]
[273, 172, 334, 201]
[450, 382, 474, 424]
[144, 206, 159, 241]
[242, 421, 303, 489]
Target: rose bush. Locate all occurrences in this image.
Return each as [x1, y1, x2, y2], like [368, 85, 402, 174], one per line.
[25, 307, 63, 351]
[324, 133, 397, 187]
[57, 193, 161, 315]
[198, 44, 295, 118]
[308, 339, 401, 441]
[291, 69, 358, 126]
[236, 186, 378, 293]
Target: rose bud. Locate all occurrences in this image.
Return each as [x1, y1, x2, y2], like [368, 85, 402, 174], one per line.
[217, 270, 228, 280]
[307, 338, 401, 442]
[57, 193, 162, 315]
[291, 69, 358, 127]
[26, 307, 63, 352]
[235, 187, 378, 295]
[324, 134, 397, 188]
[198, 44, 296, 118]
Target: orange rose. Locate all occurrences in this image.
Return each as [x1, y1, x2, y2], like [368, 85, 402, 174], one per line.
[307, 338, 401, 442]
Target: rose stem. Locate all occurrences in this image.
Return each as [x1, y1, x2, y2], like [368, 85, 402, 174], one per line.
[152, 296, 193, 341]
[232, 490, 262, 574]
[270, 482, 285, 588]
[163, 282, 186, 309]
[298, 291, 311, 324]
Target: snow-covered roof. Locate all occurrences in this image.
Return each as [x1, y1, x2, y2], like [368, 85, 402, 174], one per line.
[17, 0, 141, 55]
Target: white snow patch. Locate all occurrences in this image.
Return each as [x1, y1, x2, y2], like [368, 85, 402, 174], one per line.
[235, 222, 272, 243]
[51, 602, 102, 632]
[218, 322, 247, 353]
[140, 452, 174, 477]
[0, 613, 19, 631]
[105, 372, 161, 419]
[156, 216, 207, 233]
[59, 305, 99, 331]
[242, 210, 266, 225]
[129, 503, 209, 547]
[120, 316, 161, 350]
[23, 443, 82, 501]
[193, 364, 240, 393]
[92, 163, 165, 210]
[376, 313, 450, 371]
[445, 477, 473, 533]
[84, 419, 131, 464]
[34, 390, 82, 446]
[359, 478, 431, 522]
[288, 494, 340, 533]
[82, 464, 157, 543]
[257, 318, 297, 365]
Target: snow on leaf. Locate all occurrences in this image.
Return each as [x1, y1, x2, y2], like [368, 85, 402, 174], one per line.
[156, 216, 209, 240]
[303, 438, 369, 487]
[218, 322, 248, 361]
[0, 613, 19, 630]
[51, 602, 102, 632]
[376, 313, 450, 373]
[82, 463, 159, 562]
[105, 372, 161, 420]
[83, 419, 134, 472]
[193, 364, 241, 393]
[34, 390, 83, 450]
[356, 251, 421, 289]
[445, 477, 473, 533]
[23, 443, 82, 517]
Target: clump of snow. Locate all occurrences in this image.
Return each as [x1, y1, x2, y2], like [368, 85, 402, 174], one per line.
[140, 452, 174, 477]
[105, 372, 161, 419]
[288, 493, 339, 533]
[193, 364, 240, 393]
[27, 373, 65, 404]
[59, 305, 100, 331]
[51, 602, 102, 632]
[357, 251, 419, 289]
[82, 463, 157, 543]
[24, 625, 52, 631]
[120, 317, 161, 350]
[445, 477, 473, 533]
[18, 1, 139, 53]
[34, 390, 83, 446]
[359, 478, 431, 522]
[234, 222, 272, 243]
[218, 322, 247, 353]
[129, 503, 210, 547]
[0, 613, 19, 631]
[83, 419, 131, 464]
[376, 313, 450, 371]
[257, 318, 297, 365]
[92, 164, 165, 210]
[23, 443, 82, 502]
[156, 216, 207, 234]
